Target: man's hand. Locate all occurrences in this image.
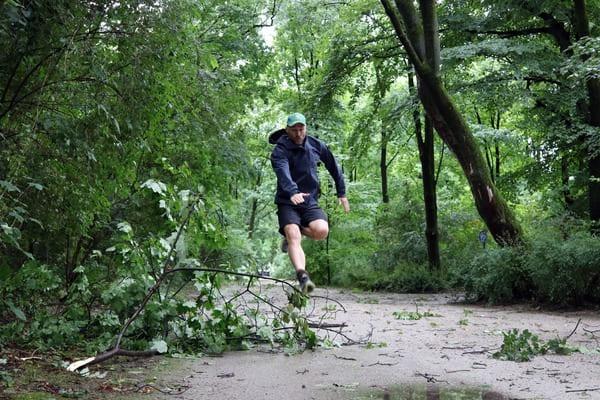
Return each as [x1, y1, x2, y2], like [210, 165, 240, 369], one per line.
[290, 193, 310, 205]
[338, 196, 350, 213]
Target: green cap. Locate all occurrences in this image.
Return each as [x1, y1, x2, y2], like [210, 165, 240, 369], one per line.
[286, 112, 306, 126]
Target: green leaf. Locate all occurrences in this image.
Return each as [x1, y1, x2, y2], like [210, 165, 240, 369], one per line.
[0, 180, 19, 192]
[117, 221, 132, 234]
[141, 179, 167, 195]
[7, 301, 26, 321]
[27, 182, 44, 191]
[151, 339, 168, 354]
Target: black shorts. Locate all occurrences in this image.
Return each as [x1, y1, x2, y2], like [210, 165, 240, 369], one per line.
[277, 204, 327, 235]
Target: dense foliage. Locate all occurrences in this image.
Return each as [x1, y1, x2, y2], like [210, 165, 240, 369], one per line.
[1, 0, 599, 360]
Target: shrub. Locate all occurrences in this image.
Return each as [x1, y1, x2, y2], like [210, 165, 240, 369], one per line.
[527, 233, 600, 304]
[450, 247, 531, 303]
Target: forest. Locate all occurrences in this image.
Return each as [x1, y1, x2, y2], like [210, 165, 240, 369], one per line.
[1, 0, 600, 394]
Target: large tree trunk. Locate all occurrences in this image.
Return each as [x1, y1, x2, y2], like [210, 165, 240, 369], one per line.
[409, 71, 441, 269]
[381, 0, 523, 246]
[418, 0, 441, 268]
[573, 0, 600, 232]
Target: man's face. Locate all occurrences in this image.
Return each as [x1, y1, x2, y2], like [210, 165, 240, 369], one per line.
[286, 123, 306, 145]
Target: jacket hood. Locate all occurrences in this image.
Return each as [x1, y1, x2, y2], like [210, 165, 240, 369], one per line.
[268, 128, 286, 144]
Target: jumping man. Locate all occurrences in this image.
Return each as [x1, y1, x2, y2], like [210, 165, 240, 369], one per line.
[269, 113, 350, 293]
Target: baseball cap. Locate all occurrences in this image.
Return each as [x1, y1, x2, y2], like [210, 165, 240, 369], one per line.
[286, 112, 306, 126]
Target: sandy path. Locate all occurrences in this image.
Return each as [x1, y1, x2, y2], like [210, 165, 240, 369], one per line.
[160, 286, 600, 400]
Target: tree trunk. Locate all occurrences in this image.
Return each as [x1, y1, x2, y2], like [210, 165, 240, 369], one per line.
[380, 129, 390, 203]
[409, 71, 440, 268]
[421, 118, 441, 268]
[573, 0, 600, 232]
[375, 64, 390, 204]
[247, 170, 262, 239]
[381, 0, 523, 246]
[419, 0, 441, 268]
[561, 155, 575, 208]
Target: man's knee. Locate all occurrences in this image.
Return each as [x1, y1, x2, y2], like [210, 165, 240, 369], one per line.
[284, 224, 302, 242]
[309, 221, 329, 240]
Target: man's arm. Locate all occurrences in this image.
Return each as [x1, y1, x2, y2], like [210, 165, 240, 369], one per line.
[320, 142, 350, 212]
[270, 145, 299, 198]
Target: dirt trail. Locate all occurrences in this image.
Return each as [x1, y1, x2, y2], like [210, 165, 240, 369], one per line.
[160, 286, 600, 400]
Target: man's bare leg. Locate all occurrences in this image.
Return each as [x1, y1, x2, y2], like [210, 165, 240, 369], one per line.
[300, 219, 329, 240]
[283, 223, 319, 293]
[283, 224, 305, 273]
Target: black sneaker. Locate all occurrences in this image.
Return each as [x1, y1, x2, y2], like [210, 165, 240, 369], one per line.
[280, 238, 288, 253]
[297, 271, 315, 294]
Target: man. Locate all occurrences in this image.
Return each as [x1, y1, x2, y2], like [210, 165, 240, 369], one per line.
[269, 112, 350, 293]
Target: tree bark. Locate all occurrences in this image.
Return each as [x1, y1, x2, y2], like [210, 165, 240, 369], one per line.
[572, 0, 600, 232]
[409, 76, 440, 267]
[380, 130, 390, 203]
[375, 64, 390, 204]
[418, 0, 441, 268]
[247, 170, 262, 239]
[561, 155, 575, 208]
[381, 0, 524, 246]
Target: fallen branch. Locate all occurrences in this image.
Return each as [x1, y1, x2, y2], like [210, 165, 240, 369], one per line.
[308, 322, 348, 328]
[66, 349, 158, 371]
[65, 195, 352, 371]
[67, 196, 202, 371]
[565, 387, 600, 393]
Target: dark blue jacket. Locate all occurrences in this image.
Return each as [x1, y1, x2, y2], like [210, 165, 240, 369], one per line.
[270, 133, 346, 206]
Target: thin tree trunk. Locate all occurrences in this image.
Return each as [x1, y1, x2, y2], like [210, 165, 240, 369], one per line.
[381, 0, 523, 246]
[494, 111, 501, 179]
[375, 64, 390, 204]
[247, 171, 262, 239]
[381, 130, 389, 203]
[561, 155, 575, 208]
[495, 141, 500, 179]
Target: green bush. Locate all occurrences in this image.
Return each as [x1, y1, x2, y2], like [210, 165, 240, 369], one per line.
[450, 247, 531, 303]
[368, 263, 447, 292]
[450, 228, 600, 305]
[527, 233, 600, 304]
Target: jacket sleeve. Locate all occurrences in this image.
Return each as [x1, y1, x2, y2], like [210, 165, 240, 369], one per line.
[319, 142, 346, 197]
[271, 144, 299, 198]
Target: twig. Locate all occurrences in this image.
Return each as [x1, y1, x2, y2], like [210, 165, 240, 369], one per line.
[310, 295, 347, 312]
[543, 357, 565, 364]
[308, 322, 348, 328]
[333, 355, 357, 361]
[167, 267, 300, 293]
[445, 369, 471, 373]
[135, 384, 191, 395]
[565, 318, 582, 340]
[415, 372, 439, 383]
[462, 347, 496, 355]
[565, 388, 600, 393]
[368, 361, 399, 366]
